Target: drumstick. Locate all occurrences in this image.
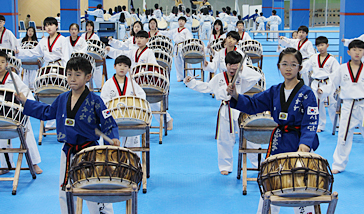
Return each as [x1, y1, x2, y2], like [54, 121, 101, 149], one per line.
[190, 74, 199, 80]
[95, 128, 114, 145]
[7, 67, 20, 95]
[231, 54, 247, 85]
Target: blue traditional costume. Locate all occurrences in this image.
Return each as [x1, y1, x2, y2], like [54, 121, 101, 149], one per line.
[230, 80, 319, 156]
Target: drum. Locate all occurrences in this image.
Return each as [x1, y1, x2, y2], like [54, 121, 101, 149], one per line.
[86, 39, 106, 66]
[106, 96, 152, 136]
[158, 18, 168, 31]
[20, 41, 44, 70]
[239, 112, 277, 144]
[1, 49, 22, 73]
[69, 145, 143, 203]
[148, 35, 172, 46]
[181, 39, 204, 64]
[240, 40, 263, 63]
[209, 38, 225, 56]
[0, 88, 28, 139]
[70, 52, 96, 74]
[148, 39, 174, 56]
[34, 66, 69, 104]
[153, 50, 172, 71]
[245, 65, 265, 95]
[191, 19, 199, 33]
[131, 63, 169, 103]
[258, 152, 334, 199]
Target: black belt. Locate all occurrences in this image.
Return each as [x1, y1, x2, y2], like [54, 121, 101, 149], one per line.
[313, 77, 329, 83]
[266, 125, 301, 157]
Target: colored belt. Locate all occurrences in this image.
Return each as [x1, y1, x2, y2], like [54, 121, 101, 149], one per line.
[215, 100, 233, 139]
[343, 98, 364, 142]
[48, 58, 62, 66]
[175, 42, 183, 56]
[314, 77, 329, 84]
[61, 141, 95, 191]
[266, 125, 301, 157]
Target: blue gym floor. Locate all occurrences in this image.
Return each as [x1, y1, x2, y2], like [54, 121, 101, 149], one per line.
[1, 27, 363, 214]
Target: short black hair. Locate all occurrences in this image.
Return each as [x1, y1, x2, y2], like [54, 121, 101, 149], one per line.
[225, 51, 242, 65]
[226, 31, 240, 42]
[236, 20, 244, 26]
[272, 10, 277, 15]
[260, 12, 263, 16]
[69, 23, 80, 31]
[131, 21, 143, 36]
[149, 18, 158, 29]
[27, 14, 31, 18]
[131, 8, 135, 12]
[97, 4, 102, 9]
[348, 39, 364, 50]
[44, 17, 58, 27]
[186, 8, 191, 13]
[178, 16, 187, 22]
[298, 25, 309, 34]
[66, 57, 92, 75]
[155, 3, 159, 9]
[232, 10, 237, 16]
[315, 36, 328, 46]
[135, 30, 149, 39]
[255, 9, 258, 13]
[0, 50, 9, 62]
[122, 5, 126, 11]
[115, 55, 131, 67]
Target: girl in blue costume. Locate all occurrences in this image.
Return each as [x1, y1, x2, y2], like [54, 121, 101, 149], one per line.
[227, 47, 320, 214]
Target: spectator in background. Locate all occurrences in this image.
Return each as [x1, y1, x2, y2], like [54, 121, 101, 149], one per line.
[55, 13, 61, 26]
[25, 14, 31, 29]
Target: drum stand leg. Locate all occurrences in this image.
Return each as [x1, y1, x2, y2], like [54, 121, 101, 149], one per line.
[237, 129, 243, 180]
[66, 186, 75, 214]
[332, 97, 341, 135]
[76, 197, 83, 214]
[146, 126, 150, 178]
[142, 148, 147, 193]
[38, 120, 44, 145]
[242, 138, 248, 195]
[163, 96, 168, 137]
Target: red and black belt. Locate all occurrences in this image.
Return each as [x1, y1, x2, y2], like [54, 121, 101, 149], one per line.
[266, 125, 301, 158]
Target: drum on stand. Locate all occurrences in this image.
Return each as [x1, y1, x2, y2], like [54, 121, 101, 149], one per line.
[153, 50, 172, 72]
[148, 39, 174, 55]
[70, 52, 96, 75]
[1, 48, 22, 74]
[86, 39, 106, 66]
[191, 19, 200, 33]
[240, 111, 277, 144]
[20, 41, 44, 70]
[106, 96, 152, 136]
[239, 40, 263, 64]
[245, 65, 265, 95]
[258, 152, 334, 200]
[131, 63, 169, 103]
[181, 39, 204, 64]
[34, 65, 70, 104]
[158, 18, 168, 31]
[0, 88, 28, 139]
[69, 145, 143, 203]
[209, 37, 225, 57]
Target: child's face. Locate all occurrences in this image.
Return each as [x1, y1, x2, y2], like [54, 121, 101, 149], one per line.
[136, 37, 148, 47]
[0, 56, 7, 74]
[297, 30, 307, 40]
[149, 21, 157, 30]
[237, 23, 244, 31]
[278, 54, 301, 81]
[114, 63, 129, 77]
[226, 63, 240, 77]
[133, 24, 142, 34]
[214, 24, 221, 32]
[178, 20, 186, 27]
[45, 23, 57, 35]
[69, 25, 79, 37]
[225, 36, 238, 47]
[66, 69, 91, 91]
[27, 28, 34, 37]
[316, 43, 329, 54]
[292, 32, 298, 39]
[0, 20, 5, 29]
[348, 47, 364, 61]
[86, 24, 93, 33]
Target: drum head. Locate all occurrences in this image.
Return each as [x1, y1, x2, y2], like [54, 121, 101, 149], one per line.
[241, 113, 277, 144]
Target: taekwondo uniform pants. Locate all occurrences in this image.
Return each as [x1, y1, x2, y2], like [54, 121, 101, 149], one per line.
[269, 24, 278, 41]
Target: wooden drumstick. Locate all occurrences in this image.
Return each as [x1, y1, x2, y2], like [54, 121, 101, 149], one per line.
[95, 128, 114, 145]
[190, 74, 199, 80]
[7, 67, 20, 95]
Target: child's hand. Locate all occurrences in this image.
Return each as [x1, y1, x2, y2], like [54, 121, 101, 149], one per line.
[279, 36, 284, 40]
[111, 138, 121, 146]
[226, 83, 238, 100]
[184, 76, 192, 83]
[297, 144, 310, 152]
[14, 92, 27, 105]
[341, 38, 345, 43]
[105, 46, 111, 52]
[108, 36, 113, 41]
[317, 89, 323, 94]
[204, 60, 208, 67]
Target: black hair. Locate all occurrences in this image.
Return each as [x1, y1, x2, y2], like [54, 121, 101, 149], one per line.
[178, 16, 187, 22]
[0, 50, 9, 62]
[236, 20, 244, 27]
[260, 12, 263, 16]
[272, 10, 277, 15]
[114, 7, 118, 13]
[103, 10, 106, 14]
[149, 18, 158, 29]
[222, 8, 226, 12]
[292, 31, 298, 37]
[131, 21, 143, 36]
[109, 8, 113, 14]
[297, 25, 309, 34]
[69, 23, 80, 31]
[186, 8, 191, 14]
[131, 8, 135, 13]
[255, 9, 258, 13]
[114, 55, 131, 67]
[135, 30, 149, 39]
[179, 5, 183, 12]
[44, 17, 58, 27]
[226, 6, 231, 11]
[225, 51, 242, 65]
[57, 13, 60, 17]
[122, 5, 126, 11]
[155, 4, 159, 9]
[203, 8, 209, 15]
[97, 4, 102, 9]
[315, 36, 328, 46]
[119, 12, 126, 23]
[172, 6, 178, 15]
[348, 39, 364, 50]
[118, 6, 122, 13]
[27, 14, 30, 18]
[66, 57, 92, 75]
[22, 26, 38, 43]
[238, 15, 241, 20]
[212, 20, 224, 36]
[278, 47, 303, 79]
[86, 20, 95, 33]
[226, 31, 240, 42]
[233, 10, 237, 16]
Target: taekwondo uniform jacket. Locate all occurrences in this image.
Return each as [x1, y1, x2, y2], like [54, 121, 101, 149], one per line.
[230, 80, 319, 156]
[279, 37, 315, 60]
[109, 36, 137, 51]
[87, 9, 104, 22]
[238, 31, 252, 44]
[67, 36, 88, 53]
[343, 34, 364, 62]
[17, 33, 71, 67]
[204, 47, 245, 74]
[0, 28, 18, 50]
[81, 32, 100, 41]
